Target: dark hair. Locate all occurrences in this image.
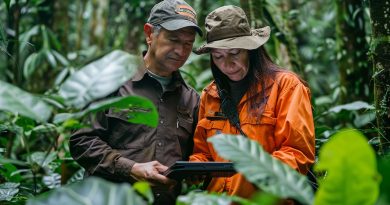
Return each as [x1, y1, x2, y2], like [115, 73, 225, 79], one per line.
[210, 46, 280, 129]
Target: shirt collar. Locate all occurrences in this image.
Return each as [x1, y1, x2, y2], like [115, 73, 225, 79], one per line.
[132, 51, 189, 90]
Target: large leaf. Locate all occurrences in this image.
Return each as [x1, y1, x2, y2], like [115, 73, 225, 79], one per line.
[177, 191, 233, 205]
[314, 129, 381, 205]
[54, 96, 158, 127]
[27, 177, 146, 205]
[0, 81, 52, 122]
[0, 182, 19, 201]
[328, 101, 374, 113]
[208, 134, 314, 205]
[59, 50, 140, 109]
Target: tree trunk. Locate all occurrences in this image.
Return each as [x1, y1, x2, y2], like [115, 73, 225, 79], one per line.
[369, 0, 390, 155]
[53, 1, 69, 52]
[336, 0, 370, 103]
[7, 0, 21, 85]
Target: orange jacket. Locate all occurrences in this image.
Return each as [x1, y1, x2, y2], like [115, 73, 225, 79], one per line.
[189, 71, 315, 198]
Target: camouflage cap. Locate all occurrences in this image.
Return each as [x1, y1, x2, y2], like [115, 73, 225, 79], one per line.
[195, 5, 270, 54]
[147, 0, 203, 36]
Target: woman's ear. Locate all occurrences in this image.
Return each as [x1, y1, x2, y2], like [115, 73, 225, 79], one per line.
[144, 23, 153, 46]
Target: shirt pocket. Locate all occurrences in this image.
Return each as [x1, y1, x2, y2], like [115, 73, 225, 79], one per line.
[105, 109, 148, 149]
[241, 113, 276, 152]
[197, 118, 226, 137]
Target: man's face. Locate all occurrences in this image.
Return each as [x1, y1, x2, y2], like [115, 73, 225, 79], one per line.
[146, 26, 196, 76]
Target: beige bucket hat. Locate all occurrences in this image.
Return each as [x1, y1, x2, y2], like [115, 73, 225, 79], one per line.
[195, 5, 271, 54]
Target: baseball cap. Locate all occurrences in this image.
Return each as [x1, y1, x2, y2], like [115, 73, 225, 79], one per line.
[147, 0, 203, 36]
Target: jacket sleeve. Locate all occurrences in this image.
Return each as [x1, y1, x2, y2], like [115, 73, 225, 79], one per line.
[272, 82, 315, 174]
[189, 91, 213, 162]
[69, 111, 135, 181]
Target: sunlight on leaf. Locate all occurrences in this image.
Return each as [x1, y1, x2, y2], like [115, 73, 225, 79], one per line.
[133, 182, 153, 204]
[59, 50, 140, 109]
[314, 129, 381, 205]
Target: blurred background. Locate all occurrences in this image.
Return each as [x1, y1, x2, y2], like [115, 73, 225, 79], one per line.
[0, 0, 389, 204]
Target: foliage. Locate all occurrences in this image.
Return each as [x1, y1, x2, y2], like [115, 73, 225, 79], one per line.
[26, 177, 146, 205]
[208, 134, 314, 205]
[0, 81, 52, 122]
[314, 129, 381, 205]
[59, 50, 139, 109]
[0, 0, 387, 204]
[0, 50, 158, 204]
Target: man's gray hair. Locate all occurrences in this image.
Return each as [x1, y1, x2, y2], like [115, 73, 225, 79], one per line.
[152, 25, 162, 35]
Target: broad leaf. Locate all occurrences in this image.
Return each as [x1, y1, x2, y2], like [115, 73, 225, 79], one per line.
[27, 177, 146, 205]
[54, 96, 158, 127]
[133, 182, 153, 204]
[177, 191, 233, 205]
[59, 50, 140, 109]
[314, 129, 380, 205]
[0, 182, 19, 201]
[30, 151, 57, 168]
[0, 81, 52, 122]
[208, 134, 314, 205]
[42, 173, 61, 189]
[328, 101, 374, 113]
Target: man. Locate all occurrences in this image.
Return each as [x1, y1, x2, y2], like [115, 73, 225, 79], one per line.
[69, 0, 202, 204]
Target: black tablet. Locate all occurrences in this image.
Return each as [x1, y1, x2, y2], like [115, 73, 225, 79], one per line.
[163, 161, 236, 180]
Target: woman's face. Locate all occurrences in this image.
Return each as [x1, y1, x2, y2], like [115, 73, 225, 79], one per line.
[211, 48, 249, 81]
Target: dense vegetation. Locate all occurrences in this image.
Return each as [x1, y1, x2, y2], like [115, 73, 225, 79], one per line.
[1, 0, 389, 204]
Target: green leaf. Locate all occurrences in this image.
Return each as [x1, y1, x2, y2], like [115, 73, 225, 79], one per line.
[59, 50, 140, 109]
[30, 152, 57, 168]
[54, 96, 158, 127]
[4, 0, 11, 12]
[27, 177, 146, 205]
[23, 51, 44, 79]
[328, 101, 374, 113]
[377, 159, 390, 204]
[133, 182, 153, 204]
[0, 182, 19, 201]
[19, 25, 40, 53]
[0, 81, 52, 122]
[177, 191, 233, 205]
[314, 129, 381, 205]
[208, 134, 314, 205]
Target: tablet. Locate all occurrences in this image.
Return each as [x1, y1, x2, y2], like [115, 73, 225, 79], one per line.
[163, 161, 236, 180]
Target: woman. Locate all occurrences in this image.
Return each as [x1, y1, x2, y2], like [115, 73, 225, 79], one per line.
[189, 5, 315, 198]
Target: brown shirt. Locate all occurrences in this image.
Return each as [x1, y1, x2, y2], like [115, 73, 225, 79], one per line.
[69, 61, 199, 183]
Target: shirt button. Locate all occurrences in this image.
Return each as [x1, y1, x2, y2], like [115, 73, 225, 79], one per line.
[160, 120, 164, 124]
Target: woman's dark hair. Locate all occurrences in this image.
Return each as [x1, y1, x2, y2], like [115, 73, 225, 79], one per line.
[210, 46, 280, 131]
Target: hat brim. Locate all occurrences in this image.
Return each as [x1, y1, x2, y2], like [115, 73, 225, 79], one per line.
[195, 26, 270, 54]
[161, 19, 203, 36]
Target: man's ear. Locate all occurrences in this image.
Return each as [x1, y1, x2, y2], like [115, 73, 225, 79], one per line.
[144, 23, 153, 46]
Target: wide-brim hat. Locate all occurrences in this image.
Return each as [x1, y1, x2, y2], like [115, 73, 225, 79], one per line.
[195, 5, 270, 54]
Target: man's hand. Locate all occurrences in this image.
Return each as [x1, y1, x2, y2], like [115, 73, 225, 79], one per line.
[130, 161, 176, 187]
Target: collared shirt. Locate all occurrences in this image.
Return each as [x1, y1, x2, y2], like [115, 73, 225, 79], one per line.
[69, 56, 199, 184]
[190, 71, 315, 198]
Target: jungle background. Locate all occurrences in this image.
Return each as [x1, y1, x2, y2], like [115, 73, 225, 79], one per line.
[0, 0, 389, 204]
